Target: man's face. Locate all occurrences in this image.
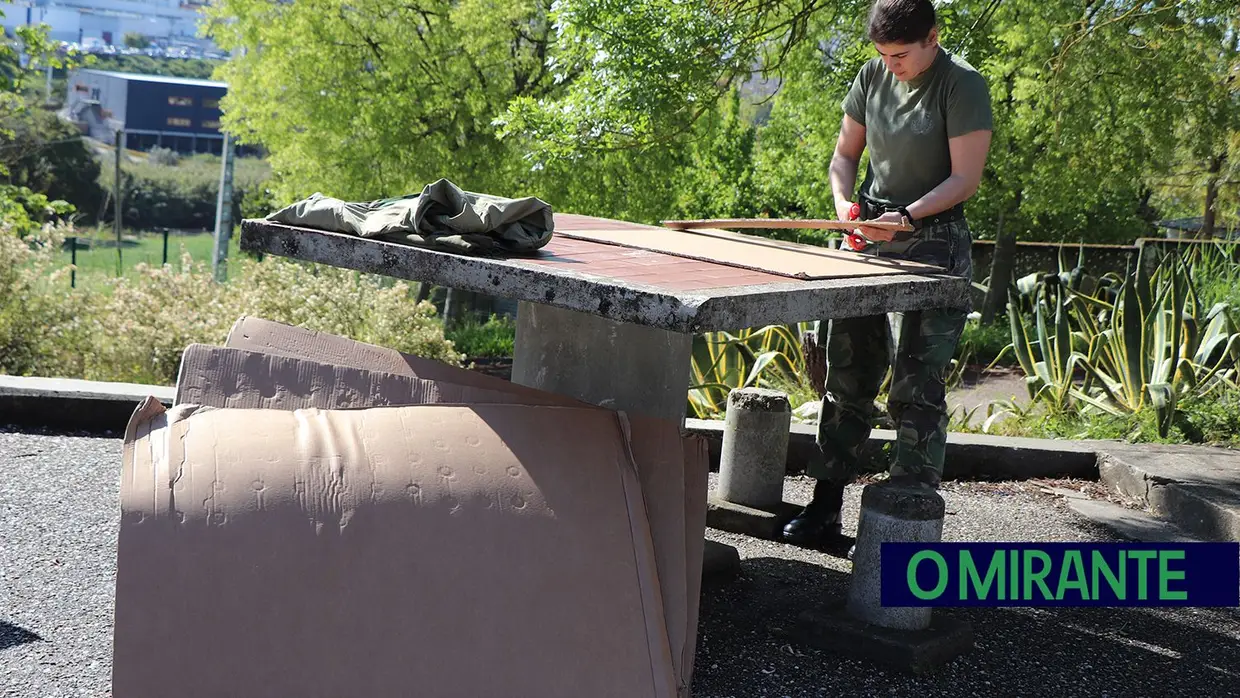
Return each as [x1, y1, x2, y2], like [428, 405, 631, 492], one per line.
[874, 28, 939, 82]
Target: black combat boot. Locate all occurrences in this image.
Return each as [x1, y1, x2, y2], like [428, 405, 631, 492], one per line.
[781, 478, 847, 551]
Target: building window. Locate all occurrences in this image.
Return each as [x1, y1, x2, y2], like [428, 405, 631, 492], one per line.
[203, 98, 220, 109]
[167, 117, 192, 127]
[168, 96, 193, 107]
[202, 120, 221, 129]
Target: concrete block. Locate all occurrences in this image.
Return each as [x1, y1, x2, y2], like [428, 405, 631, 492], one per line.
[795, 599, 973, 675]
[706, 496, 803, 540]
[717, 388, 790, 511]
[846, 481, 946, 631]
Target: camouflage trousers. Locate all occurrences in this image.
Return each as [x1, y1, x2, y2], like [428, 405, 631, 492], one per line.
[807, 219, 973, 489]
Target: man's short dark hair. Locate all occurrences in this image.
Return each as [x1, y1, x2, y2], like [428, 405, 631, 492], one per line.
[867, 0, 937, 45]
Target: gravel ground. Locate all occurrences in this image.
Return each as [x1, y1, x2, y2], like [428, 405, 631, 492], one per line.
[2, 428, 1238, 698]
[696, 474, 1240, 698]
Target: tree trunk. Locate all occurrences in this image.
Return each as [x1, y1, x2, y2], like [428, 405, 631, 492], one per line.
[415, 283, 433, 304]
[443, 287, 461, 329]
[1202, 154, 1225, 239]
[981, 198, 1018, 325]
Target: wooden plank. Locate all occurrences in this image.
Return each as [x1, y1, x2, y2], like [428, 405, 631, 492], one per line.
[553, 225, 939, 281]
[661, 218, 913, 233]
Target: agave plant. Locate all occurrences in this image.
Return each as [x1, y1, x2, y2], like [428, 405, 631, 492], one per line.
[1006, 246, 1240, 436]
[687, 322, 813, 418]
[1072, 251, 1240, 435]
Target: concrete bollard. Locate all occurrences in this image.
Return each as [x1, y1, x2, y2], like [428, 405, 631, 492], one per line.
[716, 387, 790, 513]
[846, 480, 946, 631]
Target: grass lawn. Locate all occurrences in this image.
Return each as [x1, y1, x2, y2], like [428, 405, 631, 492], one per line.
[61, 229, 241, 289]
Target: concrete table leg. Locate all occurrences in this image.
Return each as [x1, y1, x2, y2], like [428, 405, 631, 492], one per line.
[512, 301, 692, 423]
[511, 301, 741, 581]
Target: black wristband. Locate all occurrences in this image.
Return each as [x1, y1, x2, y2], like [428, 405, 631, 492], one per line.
[897, 206, 915, 223]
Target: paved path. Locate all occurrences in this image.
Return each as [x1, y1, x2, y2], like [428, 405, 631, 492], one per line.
[2, 429, 1238, 698]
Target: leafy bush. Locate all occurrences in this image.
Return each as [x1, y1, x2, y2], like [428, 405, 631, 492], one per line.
[974, 392, 1240, 448]
[108, 153, 271, 231]
[445, 314, 515, 357]
[146, 147, 181, 167]
[0, 108, 104, 219]
[1, 223, 462, 386]
[0, 185, 75, 239]
[0, 223, 90, 377]
[957, 319, 1015, 367]
[89, 54, 222, 81]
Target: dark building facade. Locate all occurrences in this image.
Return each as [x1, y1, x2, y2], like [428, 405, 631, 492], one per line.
[64, 69, 241, 155]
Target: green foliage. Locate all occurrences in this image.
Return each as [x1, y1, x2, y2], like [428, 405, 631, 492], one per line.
[0, 15, 88, 237]
[688, 323, 814, 419]
[202, 0, 552, 202]
[107, 153, 271, 230]
[957, 319, 1015, 367]
[88, 54, 222, 81]
[200, 0, 1236, 245]
[445, 314, 516, 357]
[0, 185, 74, 238]
[0, 223, 461, 385]
[977, 392, 1240, 448]
[0, 224, 86, 377]
[999, 248, 1240, 437]
[123, 33, 151, 50]
[672, 89, 759, 220]
[0, 107, 103, 219]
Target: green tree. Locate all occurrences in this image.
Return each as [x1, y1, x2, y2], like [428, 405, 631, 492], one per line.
[0, 108, 104, 220]
[202, 0, 565, 202]
[674, 87, 759, 219]
[0, 16, 84, 237]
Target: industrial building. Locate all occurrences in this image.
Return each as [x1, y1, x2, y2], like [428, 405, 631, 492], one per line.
[0, 0, 210, 49]
[64, 68, 236, 154]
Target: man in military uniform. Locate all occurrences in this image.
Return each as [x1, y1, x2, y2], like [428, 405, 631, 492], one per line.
[781, 0, 993, 551]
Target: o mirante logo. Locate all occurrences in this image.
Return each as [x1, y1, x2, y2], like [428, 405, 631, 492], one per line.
[880, 542, 1240, 607]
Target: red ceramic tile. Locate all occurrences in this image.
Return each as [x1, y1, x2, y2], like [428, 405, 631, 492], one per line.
[522, 236, 788, 292]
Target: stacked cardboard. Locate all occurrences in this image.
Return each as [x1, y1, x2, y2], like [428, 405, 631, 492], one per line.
[114, 317, 709, 698]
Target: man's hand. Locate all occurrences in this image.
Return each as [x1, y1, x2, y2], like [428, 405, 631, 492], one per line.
[856, 210, 908, 242]
[835, 198, 857, 223]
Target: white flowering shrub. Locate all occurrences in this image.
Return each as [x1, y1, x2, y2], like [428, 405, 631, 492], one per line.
[1, 226, 463, 386]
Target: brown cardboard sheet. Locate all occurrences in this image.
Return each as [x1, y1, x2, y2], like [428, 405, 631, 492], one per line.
[554, 226, 945, 280]
[224, 316, 571, 404]
[207, 325, 703, 696]
[174, 343, 569, 410]
[115, 398, 677, 698]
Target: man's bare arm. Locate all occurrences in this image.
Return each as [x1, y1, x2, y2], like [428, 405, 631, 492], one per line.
[905, 129, 992, 220]
[830, 114, 867, 221]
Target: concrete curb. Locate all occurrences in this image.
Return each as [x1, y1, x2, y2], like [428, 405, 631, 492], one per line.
[1092, 442, 1240, 543]
[0, 376, 174, 433]
[684, 418, 1099, 482]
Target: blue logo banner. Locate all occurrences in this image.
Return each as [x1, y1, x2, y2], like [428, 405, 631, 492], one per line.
[880, 542, 1240, 607]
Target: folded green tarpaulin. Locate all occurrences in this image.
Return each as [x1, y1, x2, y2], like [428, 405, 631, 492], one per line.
[265, 178, 554, 255]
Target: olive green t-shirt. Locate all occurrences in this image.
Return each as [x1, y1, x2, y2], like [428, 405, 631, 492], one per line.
[843, 48, 993, 209]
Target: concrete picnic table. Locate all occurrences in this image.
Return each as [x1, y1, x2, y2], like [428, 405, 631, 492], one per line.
[239, 212, 971, 425]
